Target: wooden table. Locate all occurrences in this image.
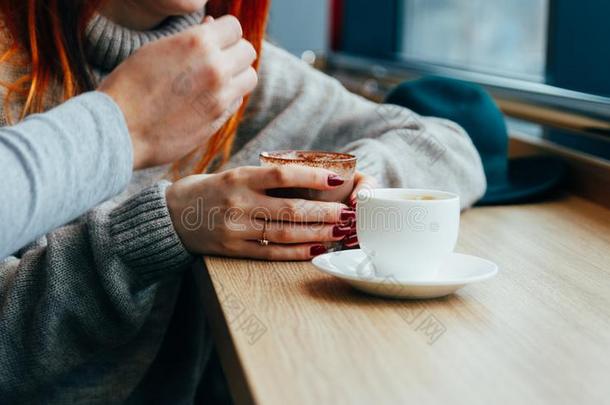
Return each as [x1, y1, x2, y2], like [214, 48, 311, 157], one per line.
[197, 195, 610, 405]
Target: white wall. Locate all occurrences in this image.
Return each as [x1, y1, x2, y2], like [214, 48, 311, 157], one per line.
[266, 0, 330, 56]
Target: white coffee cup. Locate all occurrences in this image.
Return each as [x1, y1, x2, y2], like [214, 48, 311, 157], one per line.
[356, 188, 460, 281]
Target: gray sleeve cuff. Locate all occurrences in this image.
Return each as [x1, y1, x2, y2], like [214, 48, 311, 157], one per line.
[109, 181, 193, 285]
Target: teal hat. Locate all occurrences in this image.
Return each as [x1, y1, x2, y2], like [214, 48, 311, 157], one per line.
[386, 76, 566, 205]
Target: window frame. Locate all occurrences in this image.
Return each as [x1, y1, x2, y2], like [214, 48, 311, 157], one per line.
[331, 0, 610, 132]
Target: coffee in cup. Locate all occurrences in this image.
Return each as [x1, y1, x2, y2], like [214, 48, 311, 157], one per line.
[356, 188, 460, 281]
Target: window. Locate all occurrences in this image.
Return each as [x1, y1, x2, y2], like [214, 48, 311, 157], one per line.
[401, 0, 548, 81]
[333, 0, 610, 160]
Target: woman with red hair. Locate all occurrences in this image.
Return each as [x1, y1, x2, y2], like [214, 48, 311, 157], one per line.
[0, 0, 485, 402]
[0, 11, 261, 259]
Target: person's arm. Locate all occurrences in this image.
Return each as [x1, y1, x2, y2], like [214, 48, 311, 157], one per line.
[0, 181, 193, 402]
[235, 42, 487, 209]
[0, 15, 260, 259]
[0, 92, 132, 259]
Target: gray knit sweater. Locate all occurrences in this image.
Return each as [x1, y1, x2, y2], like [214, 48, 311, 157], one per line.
[0, 10, 486, 404]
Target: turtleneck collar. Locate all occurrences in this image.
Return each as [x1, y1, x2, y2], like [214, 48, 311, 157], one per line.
[85, 9, 205, 75]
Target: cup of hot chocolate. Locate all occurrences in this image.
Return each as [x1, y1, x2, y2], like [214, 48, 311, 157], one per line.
[259, 150, 357, 203]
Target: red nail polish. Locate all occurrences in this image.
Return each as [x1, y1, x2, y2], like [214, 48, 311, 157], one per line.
[328, 174, 345, 186]
[333, 226, 351, 238]
[310, 245, 327, 256]
[342, 216, 356, 226]
[344, 234, 358, 246]
[340, 209, 356, 221]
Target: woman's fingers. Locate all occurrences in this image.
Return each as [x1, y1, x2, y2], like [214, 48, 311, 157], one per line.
[265, 221, 352, 243]
[233, 241, 328, 261]
[242, 219, 351, 244]
[250, 166, 346, 191]
[204, 15, 243, 49]
[223, 39, 257, 76]
[221, 166, 346, 191]
[342, 233, 359, 249]
[349, 171, 378, 208]
[220, 66, 258, 105]
[257, 197, 352, 224]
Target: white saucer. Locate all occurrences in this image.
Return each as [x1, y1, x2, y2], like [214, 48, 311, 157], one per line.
[311, 249, 498, 299]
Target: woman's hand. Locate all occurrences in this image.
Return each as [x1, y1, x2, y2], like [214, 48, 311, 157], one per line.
[166, 166, 356, 260]
[343, 171, 378, 249]
[99, 15, 258, 169]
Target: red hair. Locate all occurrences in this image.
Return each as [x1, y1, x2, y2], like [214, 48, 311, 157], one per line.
[0, 0, 270, 175]
[0, 0, 102, 122]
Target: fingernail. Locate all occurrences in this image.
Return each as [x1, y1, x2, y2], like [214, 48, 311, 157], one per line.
[310, 245, 327, 256]
[340, 221, 355, 229]
[342, 216, 356, 226]
[340, 209, 356, 221]
[333, 225, 351, 238]
[328, 174, 345, 187]
[344, 234, 358, 246]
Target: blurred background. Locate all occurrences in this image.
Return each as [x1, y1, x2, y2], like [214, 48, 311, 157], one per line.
[269, 0, 547, 80]
[267, 0, 610, 161]
[267, 0, 330, 56]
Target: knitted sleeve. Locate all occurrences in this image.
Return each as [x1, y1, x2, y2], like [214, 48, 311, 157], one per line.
[0, 181, 193, 402]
